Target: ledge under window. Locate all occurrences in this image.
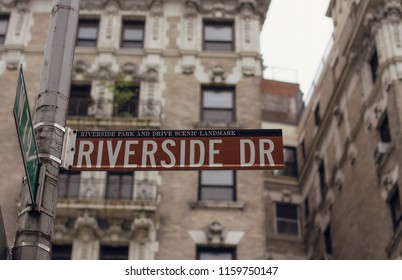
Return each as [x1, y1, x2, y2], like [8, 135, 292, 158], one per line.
[189, 200, 245, 210]
[194, 121, 242, 129]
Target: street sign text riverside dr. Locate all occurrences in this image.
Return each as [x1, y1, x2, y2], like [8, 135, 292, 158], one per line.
[71, 129, 284, 171]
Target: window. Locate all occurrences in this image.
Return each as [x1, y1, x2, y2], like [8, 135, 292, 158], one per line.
[113, 83, 140, 117]
[389, 187, 402, 230]
[378, 113, 391, 143]
[121, 20, 144, 48]
[370, 50, 379, 83]
[51, 244, 72, 260]
[324, 226, 333, 255]
[301, 140, 306, 160]
[76, 19, 99, 47]
[199, 170, 236, 201]
[203, 20, 234, 51]
[202, 86, 235, 122]
[0, 15, 9, 44]
[275, 203, 300, 237]
[274, 146, 298, 177]
[318, 160, 326, 194]
[304, 197, 310, 221]
[196, 246, 236, 260]
[99, 245, 128, 260]
[69, 84, 92, 116]
[314, 104, 321, 126]
[105, 171, 133, 200]
[59, 170, 80, 198]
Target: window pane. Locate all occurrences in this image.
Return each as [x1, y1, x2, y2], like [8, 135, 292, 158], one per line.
[204, 42, 233, 51]
[121, 41, 143, 48]
[52, 244, 72, 260]
[78, 26, 98, 39]
[203, 91, 233, 109]
[201, 170, 233, 186]
[284, 147, 296, 162]
[106, 175, 120, 199]
[202, 109, 233, 122]
[123, 28, 143, 41]
[276, 204, 298, 219]
[67, 174, 80, 198]
[200, 186, 233, 201]
[205, 25, 232, 41]
[277, 220, 299, 236]
[120, 175, 133, 199]
[100, 246, 128, 260]
[0, 18, 8, 34]
[197, 247, 235, 260]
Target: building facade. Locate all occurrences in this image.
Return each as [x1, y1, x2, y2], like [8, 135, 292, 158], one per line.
[2, 0, 401, 260]
[0, 0, 271, 260]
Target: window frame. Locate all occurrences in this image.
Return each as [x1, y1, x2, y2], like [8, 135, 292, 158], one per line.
[370, 50, 379, 83]
[198, 170, 236, 201]
[120, 19, 145, 49]
[201, 85, 235, 123]
[58, 170, 81, 199]
[274, 202, 301, 237]
[105, 171, 134, 200]
[112, 82, 140, 117]
[196, 246, 236, 260]
[318, 159, 326, 194]
[323, 226, 333, 255]
[51, 244, 72, 260]
[389, 186, 402, 230]
[69, 84, 92, 116]
[0, 14, 9, 45]
[274, 146, 298, 177]
[203, 20, 234, 52]
[99, 245, 129, 260]
[314, 103, 321, 126]
[76, 18, 99, 47]
[378, 112, 391, 143]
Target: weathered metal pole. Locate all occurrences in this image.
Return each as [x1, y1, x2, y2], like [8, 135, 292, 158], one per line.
[12, 0, 79, 260]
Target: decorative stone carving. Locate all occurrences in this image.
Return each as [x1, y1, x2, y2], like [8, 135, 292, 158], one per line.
[333, 105, 344, 126]
[334, 169, 345, 191]
[206, 221, 226, 244]
[89, 63, 118, 80]
[381, 165, 399, 200]
[131, 213, 155, 242]
[80, 0, 108, 10]
[209, 65, 226, 83]
[134, 179, 158, 200]
[347, 143, 358, 165]
[364, 99, 387, 130]
[184, 0, 199, 18]
[73, 211, 101, 238]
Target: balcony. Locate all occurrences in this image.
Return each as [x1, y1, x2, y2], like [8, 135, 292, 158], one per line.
[67, 98, 163, 129]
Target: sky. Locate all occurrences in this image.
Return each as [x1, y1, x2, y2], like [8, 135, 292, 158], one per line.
[260, 0, 334, 94]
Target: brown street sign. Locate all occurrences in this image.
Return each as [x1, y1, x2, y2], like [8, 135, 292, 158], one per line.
[69, 129, 284, 171]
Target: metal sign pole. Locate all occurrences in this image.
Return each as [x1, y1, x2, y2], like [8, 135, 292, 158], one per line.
[12, 0, 79, 260]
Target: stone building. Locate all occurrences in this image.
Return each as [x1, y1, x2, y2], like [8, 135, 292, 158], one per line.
[0, 0, 272, 260]
[2, 0, 400, 261]
[298, 0, 402, 259]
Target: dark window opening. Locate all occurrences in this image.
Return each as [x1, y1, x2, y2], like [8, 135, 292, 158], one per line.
[0, 15, 9, 44]
[318, 160, 326, 194]
[324, 226, 333, 255]
[99, 245, 128, 260]
[314, 104, 321, 126]
[275, 203, 300, 236]
[370, 50, 379, 83]
[52, 244, 72, 260]
[275, 146, 298, 177]
[69, 84, 92, 116]
[196, 246, 236, 260]
[378, 113, 391, 143]
[389, 187, 402, 230]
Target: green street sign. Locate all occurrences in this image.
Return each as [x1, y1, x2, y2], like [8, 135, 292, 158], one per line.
[13, 66, 40, 205]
